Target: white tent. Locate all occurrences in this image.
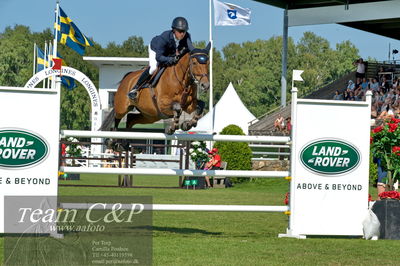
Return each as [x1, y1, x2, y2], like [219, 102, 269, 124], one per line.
[192, 82, 257, 134]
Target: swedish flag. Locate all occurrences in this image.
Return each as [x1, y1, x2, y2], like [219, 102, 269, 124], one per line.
[55, 7, 94, 55]
[36, 47, 47, 72]
[61, 75, 77, 90]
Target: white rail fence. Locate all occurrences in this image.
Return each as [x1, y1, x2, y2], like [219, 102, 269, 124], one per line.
[61, 130, 290, 143]
[61, 166, 289, 178]
[60, 203, 289, 212]
[61, 130, 290, 178]
[60, 130, 290, 213]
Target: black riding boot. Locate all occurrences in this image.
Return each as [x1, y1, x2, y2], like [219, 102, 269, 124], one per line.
[128, 68, 150, 100]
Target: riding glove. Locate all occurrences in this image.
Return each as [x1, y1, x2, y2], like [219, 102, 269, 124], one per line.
[168, 56, 179, 65]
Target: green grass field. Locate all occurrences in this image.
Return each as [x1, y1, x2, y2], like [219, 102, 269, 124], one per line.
[1, 174, 399, 265]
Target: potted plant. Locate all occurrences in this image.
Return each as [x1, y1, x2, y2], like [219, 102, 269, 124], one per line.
[65, 137, 83, 165]
[370, 117, 400, 239]
[189, 141, 209, 170]
[186, 141, 209, 189]
[64, 137, 83, 180]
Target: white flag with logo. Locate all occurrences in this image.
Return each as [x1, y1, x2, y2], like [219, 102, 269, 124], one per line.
[213, 0, 251, 26]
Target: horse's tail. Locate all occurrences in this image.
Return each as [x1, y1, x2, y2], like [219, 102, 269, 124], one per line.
[100, 108, 116, 131]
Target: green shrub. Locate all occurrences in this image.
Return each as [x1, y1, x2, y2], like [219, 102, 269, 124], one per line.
[214, 124, 252, 183]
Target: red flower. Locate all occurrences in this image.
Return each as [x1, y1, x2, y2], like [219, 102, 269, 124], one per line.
[373, 126, 383, 133]
[284, 192, 289, 205]
[392, 146, 400, 155]
[370, 137, 373, 144]
[388, 123, 398, 132]
[368, 194, 372, 202]
[379, 191, 400, 199]
[391, 117, 400, 124]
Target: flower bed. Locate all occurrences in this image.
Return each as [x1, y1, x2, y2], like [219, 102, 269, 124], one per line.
[371, 117, 400, 191]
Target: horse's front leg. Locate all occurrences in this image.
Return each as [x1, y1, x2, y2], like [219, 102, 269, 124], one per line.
[181, 100, 205, 131]
[166, 102, 182, 135]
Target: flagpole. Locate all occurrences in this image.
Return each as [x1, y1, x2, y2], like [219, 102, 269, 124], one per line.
[44, 42, 48, 88]
[53, 1, 59, 59]
[33, 43, 36, 75]
[209, 0, 214, 133]
[52, 0, 60, 89]
[48, 41, 53, 88]
[46, 41, 49, 88]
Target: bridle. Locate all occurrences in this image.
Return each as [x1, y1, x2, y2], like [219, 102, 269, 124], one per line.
[174, 52, 209, 91]
[172, 51, 209, 108]
[189, 52, 209, 88]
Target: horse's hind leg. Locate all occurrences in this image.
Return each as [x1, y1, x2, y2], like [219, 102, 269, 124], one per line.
[113, 112, 127, 131]
[181, 100, 205, 131]
[166, 102, 182, 135]
[114, 118, 122, 130]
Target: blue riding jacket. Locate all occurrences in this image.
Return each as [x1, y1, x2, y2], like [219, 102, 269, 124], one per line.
[150, 30, 194, 66]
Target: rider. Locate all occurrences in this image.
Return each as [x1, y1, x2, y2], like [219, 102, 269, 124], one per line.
[128, 17, 194, 100]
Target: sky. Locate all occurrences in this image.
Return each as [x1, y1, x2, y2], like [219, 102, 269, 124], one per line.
[1, 0, 400, 61]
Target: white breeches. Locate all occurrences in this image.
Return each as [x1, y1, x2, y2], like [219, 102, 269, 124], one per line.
[149, 46, 157, 75]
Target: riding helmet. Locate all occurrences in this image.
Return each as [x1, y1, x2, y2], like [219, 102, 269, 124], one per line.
[171, 17, 189, 31]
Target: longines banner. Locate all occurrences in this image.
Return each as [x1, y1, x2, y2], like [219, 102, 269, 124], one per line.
[288, 97, 371, 236]
[24, 66, 102, 132]
[0, 86, 60, 233]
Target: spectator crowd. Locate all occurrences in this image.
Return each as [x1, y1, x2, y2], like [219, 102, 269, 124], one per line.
[333, 60, 400, 122]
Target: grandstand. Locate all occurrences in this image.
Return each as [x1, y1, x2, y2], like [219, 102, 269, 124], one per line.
[249, 61, 400, 135]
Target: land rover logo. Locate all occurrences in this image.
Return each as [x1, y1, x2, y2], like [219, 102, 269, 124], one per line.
[300, 139, 361, 175]
[0, 129, 49, 168]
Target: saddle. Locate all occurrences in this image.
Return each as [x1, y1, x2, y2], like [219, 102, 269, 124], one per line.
[139, 66, 166, 90]
[134, 66, 170, 119]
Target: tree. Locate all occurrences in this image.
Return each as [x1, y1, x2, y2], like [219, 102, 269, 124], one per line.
[214, 37, 297, 117]
[0, 25, 33, 86]
[331, 40, 360, 79]
[294, 32, 359, 97]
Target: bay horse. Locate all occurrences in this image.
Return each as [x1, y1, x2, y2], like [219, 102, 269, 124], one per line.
[101, 43, 210, 134]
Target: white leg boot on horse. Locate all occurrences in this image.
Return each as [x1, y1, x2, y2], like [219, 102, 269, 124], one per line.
[166, 102, 182, 135]
[181, 100, 205, 131]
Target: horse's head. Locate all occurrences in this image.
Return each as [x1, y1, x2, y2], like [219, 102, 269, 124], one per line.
[189, 42, 211, 92]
